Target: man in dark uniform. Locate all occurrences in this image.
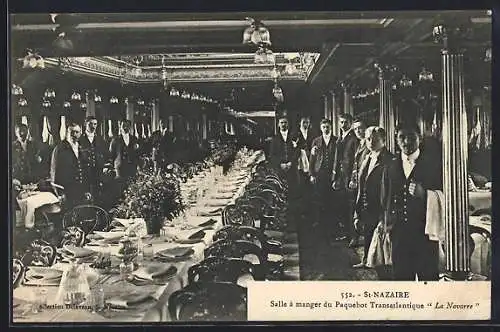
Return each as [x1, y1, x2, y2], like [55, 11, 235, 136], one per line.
[309, 119, 338, 240]
[109, 120, 140, 182]
[348, 119, 370, 247]
[387, 125, 443, 281]
[332, 113, 358, 241]
[12, 123, 43, 184]
[80, 116, 108, 204]
[269, 114, 301, 230]
[293, 116, 314, 218]
[50, 123, 91, 210]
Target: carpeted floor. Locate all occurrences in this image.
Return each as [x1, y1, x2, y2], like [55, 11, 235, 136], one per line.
[296, 214, 379, 281]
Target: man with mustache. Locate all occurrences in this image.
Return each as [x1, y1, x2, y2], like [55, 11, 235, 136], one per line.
[50, 123, 91, 210]
[348, 119, 370, 247]
[80, 116, 108, 203]
[309, 119, 338, 240]
[352, 126, 394, 269]
[332, 113, 358, 241]
[387, 125, 443, 280]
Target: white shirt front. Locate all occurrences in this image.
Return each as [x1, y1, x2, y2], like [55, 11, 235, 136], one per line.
[122, 133, 130, 146]
[68, 140, 79, 158]
[342, 128, 352, 140]
[402, 148, 420, 178]
[280, 130, 288, 142]
[300, 128, 308, 141]
[323, 134, 331, 146]
[86, 131, 95, 144]
[367, 150, 381, 176]
[17, 139, 27, 152]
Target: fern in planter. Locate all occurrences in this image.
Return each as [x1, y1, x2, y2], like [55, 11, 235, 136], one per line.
[113, 170, 186, 234]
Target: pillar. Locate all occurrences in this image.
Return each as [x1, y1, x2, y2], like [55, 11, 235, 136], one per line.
[151, 99, 160, 132]
[168, 115, 174, 133]
[322, 94, 329, 120]
[202, 114, 208, 140]
[343, 84, 354, 117]
[126, 98, 134, 126]
[86, 92, 96, 118]
[434, 24, 470, 280]
[330, 90, 339, 136]
[376, 64, 396, 153]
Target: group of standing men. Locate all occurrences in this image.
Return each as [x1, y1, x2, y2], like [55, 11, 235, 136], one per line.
[13, 117, 142, 214]
[268, 113, 443, 281]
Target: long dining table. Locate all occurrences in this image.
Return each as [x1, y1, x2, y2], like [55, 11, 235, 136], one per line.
[12, 150, 265, 323]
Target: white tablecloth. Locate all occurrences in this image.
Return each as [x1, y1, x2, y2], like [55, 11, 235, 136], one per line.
[12, 150, 264, 322]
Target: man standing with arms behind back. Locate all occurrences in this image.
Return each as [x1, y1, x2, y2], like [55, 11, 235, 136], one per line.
[332, 113, 358, 242]
[269, 114, 300, 230]
[348, 119, 370, 247]
[309, 119, 337, 240]
[352, 126, 394, 269]
[388, 125, 443, 281]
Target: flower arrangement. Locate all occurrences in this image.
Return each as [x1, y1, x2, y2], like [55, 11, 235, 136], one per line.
[113, 169, 186, 234]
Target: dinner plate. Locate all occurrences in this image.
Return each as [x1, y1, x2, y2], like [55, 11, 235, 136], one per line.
[94, 231, 126, 240]
[105, 292, 152, 309]
[61, 245, 97, 258]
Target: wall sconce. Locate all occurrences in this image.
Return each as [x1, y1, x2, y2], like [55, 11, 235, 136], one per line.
[22, 50, 45, 69]
[418, 67, 434, 82]
[63, 101, 71, 108]
[80, 102, 87, 109]
[71, 92, 81, 101]
[12, 84, 23, 96]
[94, 94, 102, 102]
[399, 74, 413, 87]
[18, 97, 28, 107]
[181, 91, 191, 99]
[169, 87, 180, 97]
[110, 96, 119, 104]
[137, 98, 145, 106]
[42, 100, 52, 108]
[44, 88, 56, 99]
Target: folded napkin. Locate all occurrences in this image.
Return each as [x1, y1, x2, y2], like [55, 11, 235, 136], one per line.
[61, 245, 96, 258]
[197, 208, 222, 217]
[105, 292, 152, 309]
[198, 219, 218, 228]
[174, 230, 206, 244]
[132, 264, 177, 281]
[155, 247, 194, 259]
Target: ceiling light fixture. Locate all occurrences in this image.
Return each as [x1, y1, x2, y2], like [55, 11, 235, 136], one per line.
[243, 17, 271, 47]
[22, 50, 45, 69]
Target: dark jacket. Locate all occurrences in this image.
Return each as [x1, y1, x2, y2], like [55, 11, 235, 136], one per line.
[309, 135, 338, 179]
[294, 129, 314, 160]
[12, 140, 42, 184]
[50, 140, 90, 194]
[333, 129, 358, 188]
[355, 147, 394, 224]
[349, 140, 370, 189]
[268, 132, 300, 173]
[80, 133, 108, 180]
[109, 134, 140, 180]
[386, 149, 443, 234]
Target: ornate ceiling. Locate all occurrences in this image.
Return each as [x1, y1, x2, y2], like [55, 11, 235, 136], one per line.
[10, 10, 492, 111]
[39, 52, 320, 84]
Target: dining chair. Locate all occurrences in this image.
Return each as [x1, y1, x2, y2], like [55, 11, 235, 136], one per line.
[168, 282, 247, 321]
[62, 204, 111, 234]
[187, 256, 264, 284]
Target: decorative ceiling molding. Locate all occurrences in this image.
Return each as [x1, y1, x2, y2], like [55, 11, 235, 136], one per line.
[39, 55, 317, 83]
